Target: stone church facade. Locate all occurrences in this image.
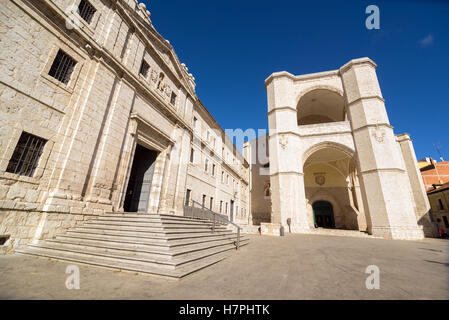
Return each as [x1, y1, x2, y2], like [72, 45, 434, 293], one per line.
[245, 58, 435, 240]
[0, 0, 249, 250]
[0, 1, 436, 252]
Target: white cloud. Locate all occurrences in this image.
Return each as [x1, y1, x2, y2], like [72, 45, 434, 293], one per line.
[418, 34, 434, 47]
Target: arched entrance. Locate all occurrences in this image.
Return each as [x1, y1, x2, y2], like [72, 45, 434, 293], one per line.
[313, 201, 335, 228]
[302, 142, 366, 231]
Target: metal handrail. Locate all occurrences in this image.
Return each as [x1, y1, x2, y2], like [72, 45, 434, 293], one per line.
[184, 200, 242, 250]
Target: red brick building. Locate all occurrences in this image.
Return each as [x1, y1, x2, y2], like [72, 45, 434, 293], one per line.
[419, 158, 449, 191]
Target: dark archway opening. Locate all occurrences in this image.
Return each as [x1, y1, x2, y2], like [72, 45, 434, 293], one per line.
[124, 144, 158, 213]
[313, 200, 335, 228]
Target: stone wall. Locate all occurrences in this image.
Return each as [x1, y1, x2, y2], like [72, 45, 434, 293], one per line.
[0, 210, 99, 251]
[0, 0, 250, 251]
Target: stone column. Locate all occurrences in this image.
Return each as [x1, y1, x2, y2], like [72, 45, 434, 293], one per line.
[396, 133, 436, 237]
[265, 73, 310, 234]
[147, 149, 168, 214]
[158, 125, 191, 216]
[340, 58, 423, 240]
[113, 118, 139, 212]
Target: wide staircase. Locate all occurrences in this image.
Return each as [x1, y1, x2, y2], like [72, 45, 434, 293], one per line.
[16, 213, 249, 278]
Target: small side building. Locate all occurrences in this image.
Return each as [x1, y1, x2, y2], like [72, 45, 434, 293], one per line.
[427, 183, 449, 235]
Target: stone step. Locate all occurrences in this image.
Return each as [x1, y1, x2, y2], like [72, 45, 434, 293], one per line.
[65, 229, 234, 242]
[101, 213, 216, 223]
[43, 237, 249, 259]
[16, 213, 248, 278]
[16, 248, 233, 278]
[307, 228, 376, 238]
[97, 215, 225, 224]
[70, 227, 232, 238]
[92, 218, 225, 227]
[21, 240, 246, 270]
[84, 220, 228, 230]
[57, 232, 246, 249]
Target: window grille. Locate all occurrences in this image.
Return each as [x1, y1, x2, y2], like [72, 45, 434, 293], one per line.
[6, 132, 47, 177]
[48, 50, 77, 84]
[77, 0, 96, 24]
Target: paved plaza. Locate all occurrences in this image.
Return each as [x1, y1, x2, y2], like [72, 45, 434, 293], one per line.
[0, 234, 448, 300]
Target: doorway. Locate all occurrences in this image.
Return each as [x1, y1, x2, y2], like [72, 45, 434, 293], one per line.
[313, 201, 335, 228]
[230, 200, 234, 222]
[123, 144, 158, 213]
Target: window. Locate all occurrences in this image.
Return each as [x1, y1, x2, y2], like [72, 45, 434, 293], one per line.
[206, 131, 210, 141]
[202, 194, 206, 208]
[221, 171, 225, 183]
[185, 189, 191, 206]
[438, 199, 444, 210]
[227, 174, 229, 184]
[190, 148, 194, 163]
[193, 117, 198, 130]
[443, 216, 449, 228]
[210, 197, 214, 210]
[6, 132, 47, 177]
[204, 159, 208, 172]
[77, 0, 96, 24]
[48, 50, 77, 84]
[225, 202, 228, 214]
[170, 92, 177, 106]
[213, 137, 216, 148]
[212, 164, 215, 176]
[220, 201, 223, 213]
[139, 60, 150, 78]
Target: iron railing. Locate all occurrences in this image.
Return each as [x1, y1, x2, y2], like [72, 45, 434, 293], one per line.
[183, 200, 242, 250]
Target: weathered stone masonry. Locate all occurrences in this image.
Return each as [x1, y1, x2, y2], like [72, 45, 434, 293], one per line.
[0, 0, 249, 250]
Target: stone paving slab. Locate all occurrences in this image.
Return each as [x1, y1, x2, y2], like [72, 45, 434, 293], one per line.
[0, 234, 448, 299]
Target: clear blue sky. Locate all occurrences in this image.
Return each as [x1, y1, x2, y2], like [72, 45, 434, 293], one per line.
[145, 0, 449, 161]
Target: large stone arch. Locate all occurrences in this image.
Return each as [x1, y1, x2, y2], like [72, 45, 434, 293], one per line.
[301, 141, 362, 230]
[295, 84, 344, 105]
[296, 85, 346, 126]
[301, 141, 355, 167]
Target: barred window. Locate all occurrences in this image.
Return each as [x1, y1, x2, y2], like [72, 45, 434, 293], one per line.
[48, 50, 77, 84]
[170, 92, 177, 106]
[77, 0, 96, 24]
[6, 132, 47, 177]
[139, 60, 150, 78]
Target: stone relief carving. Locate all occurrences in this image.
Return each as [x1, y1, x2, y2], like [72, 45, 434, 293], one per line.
[373, 123, 385, 143]
[163, 84, 171, 97]
[157, 72, 165, 91]
[314, 172, 326, 186]
[279, 135, 288, 149]
[150, 70, 158, 83]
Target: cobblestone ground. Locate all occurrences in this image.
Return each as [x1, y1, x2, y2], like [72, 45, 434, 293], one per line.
[0, 234, 448, 299]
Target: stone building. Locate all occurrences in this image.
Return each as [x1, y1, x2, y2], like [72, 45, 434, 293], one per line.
[246, 58, 435, 240]
[427, 182, 449, 235]
[0, 0, 249, 250]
